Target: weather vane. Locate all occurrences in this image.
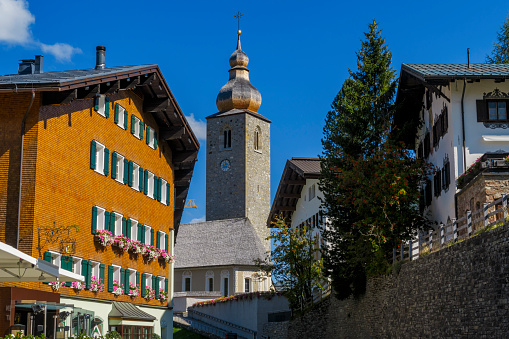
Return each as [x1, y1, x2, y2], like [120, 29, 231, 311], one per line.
[234, 11, 243, 33]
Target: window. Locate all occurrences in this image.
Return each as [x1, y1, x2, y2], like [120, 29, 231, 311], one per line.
[72, 257, 82, 275]
[92, 206, 106, 233]
[132, 162, 141, 191]
[144, 225, 152, 245]
[129, 219, 138, 241]
[146, 171, 154, 198]
[434, 170, 442, 197]
[254, 128, 261, 151]
[48, 251, 62, 268]
[223, 278, 229, 296]
[146, 126, 157, 149]
[221, 270, 229, 296]
[145, 273, 153, 290]
[222, 129, 232, 149]
[309, 184, 316, 201]
[244, 278, 250, 293]
[94, 95, 109, 117]
[208, 278, 214, 292]
[114, 104, 128, 129]
[112, 265, 121, 284]
[182, 271, 192, 292]
[90, 261, 101, 279]
[90, 140, 109, 176]
[161, 179, 168, 205]
[157, 276, 165, 296]
[157, 231, 166, 250]
[488, 101, 507, 121]
[131, 115, 144, 139]
[110, 212, 123, 236]
[112, 152, 125, 183]
[128, 269, 137, 285]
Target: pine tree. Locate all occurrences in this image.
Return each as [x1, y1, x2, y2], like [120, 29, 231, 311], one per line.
[320, 20, 432, 300]
[486, 15, 509, 64]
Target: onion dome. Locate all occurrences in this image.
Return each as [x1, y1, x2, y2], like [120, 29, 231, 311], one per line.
[216, 30, 262, 113]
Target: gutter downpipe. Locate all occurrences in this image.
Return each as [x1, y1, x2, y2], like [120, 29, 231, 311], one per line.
[461, 78, 467, 173]
[17, 90, 35, 249]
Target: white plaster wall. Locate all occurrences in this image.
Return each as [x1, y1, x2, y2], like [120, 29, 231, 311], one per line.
[417, 79, 509, 224]
[291, 178, 323, 240]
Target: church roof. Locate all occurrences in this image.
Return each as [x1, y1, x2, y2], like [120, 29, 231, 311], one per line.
[206, 108, 271, 123]
[174, 218, 268, 269]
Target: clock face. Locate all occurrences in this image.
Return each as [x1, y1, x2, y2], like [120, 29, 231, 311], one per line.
[220, 159, 231, 171]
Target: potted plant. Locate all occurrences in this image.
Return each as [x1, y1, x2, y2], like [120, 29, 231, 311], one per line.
[128, 282, 140, 298]
[159, 289, 168, 302]
[71, 281, 83, 291]
[94, 230, 114, 247]
[49, 281, 65, 292]
[112, 280, 124, 296]
[89, 276, 104, 292]
[144, 286, 155, 300]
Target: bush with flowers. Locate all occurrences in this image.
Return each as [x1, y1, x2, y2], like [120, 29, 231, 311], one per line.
[71, 281, 83, 291]
[128, 283, 140, 298]
[158, 289, 168, 302]
[49, 281, 66, 292]
[191, 291, 283, 308]
[94, 230, 114, 247]
[112, 280, 124, 296]
[144, 286, 155, 300]
[456, 156, 487, 189]
[89, 276, 104, 292]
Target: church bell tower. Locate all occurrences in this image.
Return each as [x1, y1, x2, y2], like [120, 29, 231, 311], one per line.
[205, 30, 271, 251]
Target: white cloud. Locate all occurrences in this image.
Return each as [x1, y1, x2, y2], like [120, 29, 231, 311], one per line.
[185, 113, 207, 141]
[40, 42, 82, 63]
[0, 0, 81, 62]
[190, 215, 206, 223]
[0, 0, 34, 44]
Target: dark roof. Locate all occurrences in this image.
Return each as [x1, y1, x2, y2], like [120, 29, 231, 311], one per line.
[174, 218, 267, 269]
[0, 64, 199, 233]
[109, 302, 156, 320]
[267, 157, 321, 227]
[206, 108, 271, 123]
[402, 63, 509, 81]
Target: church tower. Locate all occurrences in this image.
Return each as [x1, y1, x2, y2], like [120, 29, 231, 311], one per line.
[206, 30, 271, 251]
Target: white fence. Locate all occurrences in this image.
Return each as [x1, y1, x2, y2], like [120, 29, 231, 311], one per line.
[394, 194, 508, 262]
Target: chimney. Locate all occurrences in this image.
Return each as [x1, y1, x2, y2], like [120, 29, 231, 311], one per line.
[467, 48, 471, 69]
[34, 55, 43, 74]
[95, 46, 106, 70]
[18, 59, 35, 75]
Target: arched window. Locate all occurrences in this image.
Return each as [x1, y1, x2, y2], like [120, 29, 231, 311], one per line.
[205, 271, 214, 292]
[254, 127, 261, 151]
[223, 129, 232, 149]
[221, 270, 230, 296]
[182, 271, 192, 292]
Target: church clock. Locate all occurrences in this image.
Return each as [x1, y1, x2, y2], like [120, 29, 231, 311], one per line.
[220, 159, 231, 171]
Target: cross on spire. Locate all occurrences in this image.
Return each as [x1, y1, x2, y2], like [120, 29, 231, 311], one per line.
[234, 11, 243, 32]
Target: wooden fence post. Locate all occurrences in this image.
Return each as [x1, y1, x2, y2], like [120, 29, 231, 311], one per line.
[484, 202, 489, 228]
[400, 243, 404, 261]
[467, 210, 472, 236]
[429, 229, 433, 251]
[503, 194, 508, 220]
[440, 223, 445, 247]
[418, 231, 422, 255]
[452, 218, 457, 241]
[409, 240, 413, 261]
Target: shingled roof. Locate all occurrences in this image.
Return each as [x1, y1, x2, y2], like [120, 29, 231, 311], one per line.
[0, 63, 199, 233]
[267, 157, 320, 227]
[109, 301, 156, 320]
[174, 218, 267, 269]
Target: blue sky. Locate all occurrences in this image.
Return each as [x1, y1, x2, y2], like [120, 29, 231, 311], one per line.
[0, 0, 508, 224]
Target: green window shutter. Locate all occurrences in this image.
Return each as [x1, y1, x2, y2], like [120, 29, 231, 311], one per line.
[61, 256, 69, 271]
[92, 206, 97, 234]
[165, 234, 169, 252]
[152, 277, 157, 298]
[141, 273, 146, 297]
[87, 261, 92, 289]
[114, 103, 119, 124]
[122, 217, 127, 236]
[141, 226, 146, 244]
[67, 256, 73, 286]
[124, 269, 129, 294]
[94, 97, 99, 111]
[110, 212, 116, 236]
[136, 271, 140, 286]
[100, 263, 105, 282]
[143, 170, 148, 195]
[104, 211, 110, 231]
[43, 252, 51, 262]
[154, 176, 158, 200]
[156, 231, 160, 249]
[105, 98, 110, 118]
[111, 152, 117, 179]
[120, 268, 126, 293]
[131, 115, 136, 134]
[140, 121, 144, 139]
[104, 148, 110, 176]
[128, 161, 133, 187]
[124, 110, 128, 130]
[146, 126, 150, 145]
[166, 183, 170, 206]
[150, 228, 154, 246]
[165, 278, 168, 293]
[90, 140, 96, 170]
[154, 131, 158, 149]
[139, 167, 144, 192]
[137, 224, 143, 242]
[126, 219, 132, 239]
[81, 260, 88, 289]
[123, 158, 129, 184]
[108, 265, 113, 292]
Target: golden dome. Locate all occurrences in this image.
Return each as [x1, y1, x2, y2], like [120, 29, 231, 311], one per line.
[216, 33, 262, 113]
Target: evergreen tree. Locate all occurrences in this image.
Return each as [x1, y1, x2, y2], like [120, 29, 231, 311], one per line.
[486, 15, 509, 64]
[320, 20, 432, 300]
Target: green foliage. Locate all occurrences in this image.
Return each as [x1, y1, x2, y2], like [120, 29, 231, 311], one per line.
[151, 334, 161, 339]
[257, 217, 324, 310]
[320, 20, 433, 300]
[486, 15, 509, 63]
[104, 332, 121, 339]
[173, 327, 206, 338]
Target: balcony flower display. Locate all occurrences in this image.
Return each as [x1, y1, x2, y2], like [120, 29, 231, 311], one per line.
[142, 245, 159, 261]
[159, 289, 168, 303]
[94, 230, 114, 247]
[128, 283, 140, 298]
[159, 250, 175, 264]
[49, 281, 65, 292]
[144, 286, 155, 300]
[113, 235, 130, 251]
[112, 280, 124, 296]
[129, 240, 144, 254]
[89, 276, 104, 292]
[71, 281, 83, 291]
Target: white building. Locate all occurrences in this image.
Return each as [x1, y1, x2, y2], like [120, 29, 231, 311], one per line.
[394, 63, 509, 224]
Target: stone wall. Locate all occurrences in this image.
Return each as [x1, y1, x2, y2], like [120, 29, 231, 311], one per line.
[288, 222, 509, 338]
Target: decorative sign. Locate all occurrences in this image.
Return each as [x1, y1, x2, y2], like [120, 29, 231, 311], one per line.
[92, 325, 101, 337]
[37, 223, 79, 255]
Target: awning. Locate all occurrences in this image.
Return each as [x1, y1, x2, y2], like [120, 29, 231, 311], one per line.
[109, 301, 156, 321]
[0, 241, 83, 282]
